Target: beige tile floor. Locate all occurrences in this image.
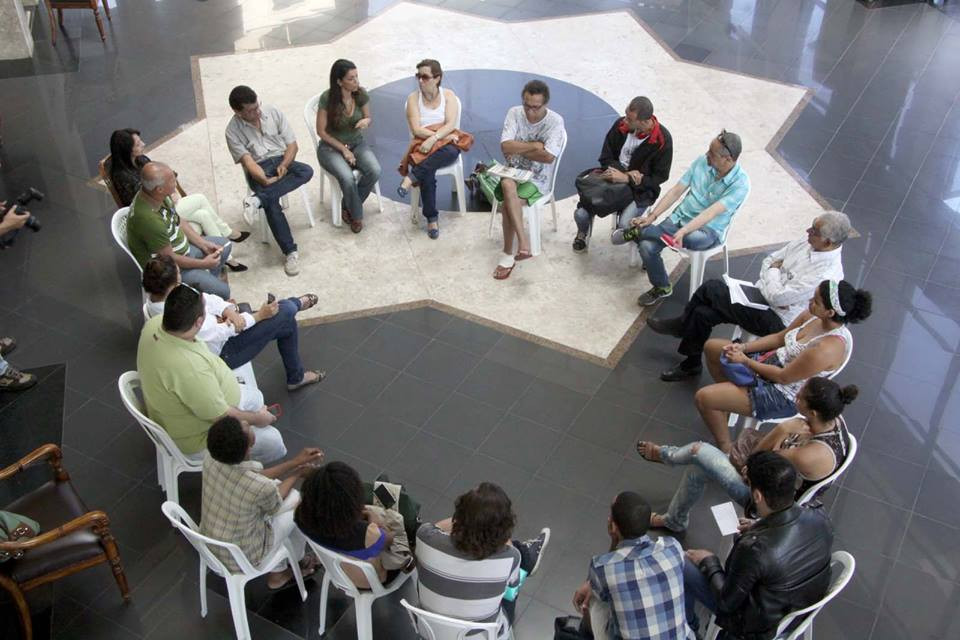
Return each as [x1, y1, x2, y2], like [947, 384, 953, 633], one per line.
[149, 2, 827, 364]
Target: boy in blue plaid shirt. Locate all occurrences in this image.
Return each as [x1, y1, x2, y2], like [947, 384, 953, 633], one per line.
[571, 492, 695, 639]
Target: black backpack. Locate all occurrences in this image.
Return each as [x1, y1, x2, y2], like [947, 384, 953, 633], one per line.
[574, 168, 634, 218]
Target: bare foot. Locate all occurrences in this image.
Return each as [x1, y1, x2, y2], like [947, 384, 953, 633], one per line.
[635, 441, 663, 463]
[650, 512, 670, 529]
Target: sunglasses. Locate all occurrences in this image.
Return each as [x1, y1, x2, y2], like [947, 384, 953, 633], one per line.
[716, 130, 734, 158]
[416, 74, 434, 81]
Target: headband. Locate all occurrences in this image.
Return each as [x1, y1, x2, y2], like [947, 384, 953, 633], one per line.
[828, 280, 846, 317]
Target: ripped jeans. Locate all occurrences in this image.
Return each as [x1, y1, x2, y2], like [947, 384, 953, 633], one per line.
[660, 441, 751, 531]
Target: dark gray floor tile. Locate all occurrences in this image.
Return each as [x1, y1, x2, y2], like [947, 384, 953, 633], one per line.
[285, 388, 364, 443]
[317, 354, 398, 405]
[829, 488, 910, 559]
[839, 448, 924, 509]
[62, 398, 136, 458]
[511, 377, 590, 431]
[537, 435, 624, 496]
[389, 431, 473, 494]
[404, 339, 481, 389]
[354, 321, 431, 371]
[913, 465, 960, 529]
[374, 368, 452, 428]
[513, 477, 609, 550]
[445, 453, 533, 500]
[808, 596, 880, 640]
[333, 407, 417, 469]
[422, 391, 503, 449]
[52, 606, 143, 640]
[878, 563, 960, 640]
[569, 398, 650, 454]
[480, 413, 562, 473]
[309, 316, 382, 352]
[898, 514, 960, 584]
[457, 359, 533, 410]
[433, 315, 503, 356]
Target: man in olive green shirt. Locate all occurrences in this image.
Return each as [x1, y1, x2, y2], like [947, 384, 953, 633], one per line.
[127, 162, 233, 298]
[136, 284, 286, 463]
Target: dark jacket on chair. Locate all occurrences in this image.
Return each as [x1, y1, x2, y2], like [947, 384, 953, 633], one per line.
[598, 118, 673, 207]
[698, 505, 833, 640]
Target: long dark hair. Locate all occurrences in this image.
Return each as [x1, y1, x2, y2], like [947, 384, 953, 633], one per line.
[817, 280, 873, 325]
[108, 128, 141, 176]
[800, 377, 858, 422]
[295, 461, 365, 541]
[325, 59, 360, 130]
[451, 483, 516, 560]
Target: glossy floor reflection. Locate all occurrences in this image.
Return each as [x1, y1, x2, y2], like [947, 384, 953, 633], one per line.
[1, 1, 959, 639]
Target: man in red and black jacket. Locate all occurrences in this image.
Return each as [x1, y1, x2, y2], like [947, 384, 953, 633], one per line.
[572, 96, 674, 252]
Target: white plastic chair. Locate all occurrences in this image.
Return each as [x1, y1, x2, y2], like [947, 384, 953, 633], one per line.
[678, 243, 730, 300]
[242, 183, 315, 246]
[404, 93, 467, 224]
[797, 430, 857, 506]
[303, 94, 384, 227]
[400, 598, 503, 640]
[703, 551, 855, 640]
[731, 338, 853, 431]
[111, 207, 141, 272]
[161, 501, 307, 640]
[118, 371, 203, 504]
[306, 538, 416, 639]
[487, 129, 568, 256]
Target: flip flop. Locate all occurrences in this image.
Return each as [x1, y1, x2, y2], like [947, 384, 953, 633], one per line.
[0, 337, 16, 357]
[635, 441, 663, 464]
[493, 264, 515, 280]
[287, 370, 326, 391]
[267, 556, 318, 591]
[514, 250, 533, 261]
[649, 512, 679, 531]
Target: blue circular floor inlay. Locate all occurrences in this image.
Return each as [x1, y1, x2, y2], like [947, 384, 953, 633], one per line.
[364, 69, 619, 212]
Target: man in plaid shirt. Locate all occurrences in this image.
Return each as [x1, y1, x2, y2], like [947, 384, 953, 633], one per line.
[200, 416, 323, 589]
[571, 492, 694, 639]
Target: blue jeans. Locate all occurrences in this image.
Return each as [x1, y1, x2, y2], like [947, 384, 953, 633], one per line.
[410, 144, 460, 222]
[247, 156, 314, 255]
[0, 354, 7, 376]
[683, 557, 717, 633]
[573, 202, 641, 235]
[220, 298, 304, 385]
[660, 441, 752, 531]
[181, 237, 231, 299]
[638, 219, 720, 288]
[317, 140, 381, 220]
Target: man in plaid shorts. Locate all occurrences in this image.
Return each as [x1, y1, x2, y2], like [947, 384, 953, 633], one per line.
[570, 491, 694, 639]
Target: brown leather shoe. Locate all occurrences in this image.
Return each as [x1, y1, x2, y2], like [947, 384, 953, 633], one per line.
[342, 209, 362, 234]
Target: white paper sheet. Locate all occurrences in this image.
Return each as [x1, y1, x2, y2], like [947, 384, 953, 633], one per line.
[711, 501, 741, 536]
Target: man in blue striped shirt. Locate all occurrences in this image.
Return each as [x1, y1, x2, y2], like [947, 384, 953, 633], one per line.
[571, 492, 694, 639]
[613, 130, 751, 307]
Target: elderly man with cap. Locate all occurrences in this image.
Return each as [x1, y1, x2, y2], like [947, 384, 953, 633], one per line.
[613, 130, 750, 306]
[648, 212, 850, 381]
[572, 96, 674, 252]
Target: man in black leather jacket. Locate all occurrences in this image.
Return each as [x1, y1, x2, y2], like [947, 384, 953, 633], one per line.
[682, 452, 833, 640]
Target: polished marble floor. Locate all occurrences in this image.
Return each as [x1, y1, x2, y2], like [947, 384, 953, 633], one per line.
[1, 1, 960, 639]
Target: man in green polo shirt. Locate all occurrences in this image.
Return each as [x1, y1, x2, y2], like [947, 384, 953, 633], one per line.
[136, 283, 286, 463]
[127, 162, 233, 298]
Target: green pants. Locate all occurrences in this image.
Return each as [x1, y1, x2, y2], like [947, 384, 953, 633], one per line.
[476, 162, 544, 206]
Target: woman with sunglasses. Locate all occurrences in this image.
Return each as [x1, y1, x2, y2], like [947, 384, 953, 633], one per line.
[692, 279, 871, 453]
[396, 59, 463, 239]
[315, 59, 382, 234]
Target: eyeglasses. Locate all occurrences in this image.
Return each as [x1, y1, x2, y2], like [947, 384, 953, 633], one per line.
[716, 130, 734, 158]
[416, 74, 434, 81]
[522, 102, 545, 112]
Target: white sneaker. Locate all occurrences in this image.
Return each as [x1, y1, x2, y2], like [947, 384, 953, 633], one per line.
[284, 251, 300, 276]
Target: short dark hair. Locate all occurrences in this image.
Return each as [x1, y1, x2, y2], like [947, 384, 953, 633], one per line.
[817, 280, 873, 325]
[142, 255, 178, 296]
[161, 284, 204, 333]
[800, 377, 859, 422]
[416, 59, 443, 86]
[746, 451, 797, 511]
[451, 483, 516, 560]
[207, 416, 249, 464]
[295, 461, 365, 541]
[228, 85, 258, 111]
[611, 491, 651, 539]
[522, 79, 550, 104]
[626, 96, 654, 120]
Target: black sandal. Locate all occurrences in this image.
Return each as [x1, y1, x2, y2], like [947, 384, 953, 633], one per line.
[229, 231, 251, 243]
[226, 261, 248, 272]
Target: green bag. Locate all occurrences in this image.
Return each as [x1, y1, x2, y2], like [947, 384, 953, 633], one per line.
[0, 510, 40, 562]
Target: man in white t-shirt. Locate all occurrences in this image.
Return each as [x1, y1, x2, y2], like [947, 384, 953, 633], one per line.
[483, 80, 566, 280]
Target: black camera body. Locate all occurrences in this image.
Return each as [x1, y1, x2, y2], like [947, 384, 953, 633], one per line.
[0, 187, 44, 248]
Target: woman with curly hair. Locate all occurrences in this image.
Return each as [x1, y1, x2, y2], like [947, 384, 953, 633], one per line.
[294, 461, 410, 588]
[414, 483, 551, 639]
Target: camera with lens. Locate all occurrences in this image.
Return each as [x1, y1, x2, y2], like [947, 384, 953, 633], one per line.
[0, 188, 44, 248]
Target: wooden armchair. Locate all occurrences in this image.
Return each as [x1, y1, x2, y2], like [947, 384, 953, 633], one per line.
[0, 444, 130, 640]
[46, 1, 112, 44]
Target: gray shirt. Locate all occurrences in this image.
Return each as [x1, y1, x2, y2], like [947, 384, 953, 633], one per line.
[225, 104, 296, 164]
[500, 105, 566, 192]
